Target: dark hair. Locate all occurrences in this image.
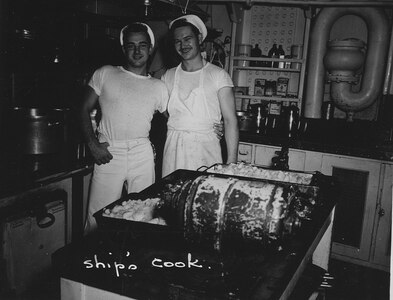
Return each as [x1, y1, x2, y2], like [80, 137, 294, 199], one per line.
[122, 23, 151, 45]
[170, 19, 200, 39]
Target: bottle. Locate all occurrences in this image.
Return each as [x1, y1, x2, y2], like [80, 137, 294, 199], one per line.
[268, 44, 278, 67]
[277, 45, 285, 68]
[265, 80, 273, 96]
[250, 44, 262, 67]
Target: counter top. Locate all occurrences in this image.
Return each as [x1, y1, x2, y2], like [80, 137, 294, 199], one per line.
[238, 117, 393, 162]
[53, 187, 336, 300]
[0, 147, 93, 199]
[239, 132, 393, 162]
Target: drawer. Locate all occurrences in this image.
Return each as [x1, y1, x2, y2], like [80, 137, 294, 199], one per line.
[237, 143, 253, 163]
[288, 149, 306, 171]
[254, 145, 280, 167]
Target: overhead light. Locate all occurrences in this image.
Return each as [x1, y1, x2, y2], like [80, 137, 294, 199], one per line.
[144, 0, 152, 16]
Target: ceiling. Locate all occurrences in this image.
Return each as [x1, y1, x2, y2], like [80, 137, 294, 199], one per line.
[79, 0, 209, 21]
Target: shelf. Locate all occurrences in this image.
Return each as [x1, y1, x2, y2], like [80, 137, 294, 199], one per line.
[233, 66, 301, 73]
[232, 56, 303, 63]
[235, 94, 299, 102]
[228, 6, 311, 115]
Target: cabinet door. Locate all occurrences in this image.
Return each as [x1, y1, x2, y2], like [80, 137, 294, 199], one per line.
[254, 145, 280, 167]
[254, 145, 306, 170]
[371, 163, 392, 269]
[304, 151, 323, 172]
[237, 143, 253, 163]
[288, 149, 306, 171]
[321, 155, 381, 262]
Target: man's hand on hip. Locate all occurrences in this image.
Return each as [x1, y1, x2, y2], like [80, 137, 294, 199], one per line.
[89, 141, 113, 165]
[213, 121, 224, 140]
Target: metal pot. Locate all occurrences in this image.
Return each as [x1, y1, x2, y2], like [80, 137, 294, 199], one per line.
[237, 111, 255, 132]
[12, 107, 69, 154]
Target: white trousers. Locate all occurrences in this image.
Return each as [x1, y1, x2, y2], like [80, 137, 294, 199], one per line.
[84, 138, 155, 234]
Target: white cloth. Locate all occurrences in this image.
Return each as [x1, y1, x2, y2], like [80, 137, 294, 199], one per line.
[89, 65, 168, 141]
[85, 65, 168, 233]
[161, 62, 234, 177]
[85, 137, 155, 233]
[169, 14, 208, 42]
[120, 23, 155, 47]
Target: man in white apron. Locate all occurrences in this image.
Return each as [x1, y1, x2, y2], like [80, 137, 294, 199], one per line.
[161, 15, 239, 177]
[80, 23, 168, 233]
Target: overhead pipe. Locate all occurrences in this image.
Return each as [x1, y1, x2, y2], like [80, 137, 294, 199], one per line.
[304, 7, 389, 118]
[200, 0, 393, 7]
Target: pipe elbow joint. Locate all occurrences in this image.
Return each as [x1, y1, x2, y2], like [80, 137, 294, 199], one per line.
[330, 82, 379, 112]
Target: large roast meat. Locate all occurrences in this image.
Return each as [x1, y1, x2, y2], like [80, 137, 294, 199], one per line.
[94, 166, 336, 253]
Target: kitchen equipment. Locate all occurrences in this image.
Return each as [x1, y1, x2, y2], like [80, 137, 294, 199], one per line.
[12, 107, 69, 154]
[304, 7, 389, 119]
[291, 44, 303, 70]
[236, 44, 251, 67]
[249, 103, 268, 133]
[236, 111, 255, 131]
[322, 101, 335, 120]
[1, 190, 66, 294]
[324, 38, 366, 83]
[281, 104, 300, 138]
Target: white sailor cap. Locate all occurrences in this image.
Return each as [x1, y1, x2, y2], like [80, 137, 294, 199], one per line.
[169, 14, 207, 42]
[119, 22, 155, 48]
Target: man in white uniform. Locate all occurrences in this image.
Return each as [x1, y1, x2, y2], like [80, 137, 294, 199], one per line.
[161, 15, 239, 177]
[80, 23, 168, 233]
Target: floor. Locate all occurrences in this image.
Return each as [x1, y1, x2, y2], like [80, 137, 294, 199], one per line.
[0, 259, 390, 299]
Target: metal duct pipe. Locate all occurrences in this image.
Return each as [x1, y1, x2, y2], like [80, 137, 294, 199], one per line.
[304, 7, 389, 118]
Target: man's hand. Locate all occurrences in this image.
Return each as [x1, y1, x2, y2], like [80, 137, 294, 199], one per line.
[88, 141, 113, 165]
[213, 121, 224, 140]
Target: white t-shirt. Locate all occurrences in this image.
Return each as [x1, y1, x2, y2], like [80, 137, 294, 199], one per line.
[89, 66, 168, 141]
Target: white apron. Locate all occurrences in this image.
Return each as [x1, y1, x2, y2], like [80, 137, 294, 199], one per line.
[162, 64, 222, 177]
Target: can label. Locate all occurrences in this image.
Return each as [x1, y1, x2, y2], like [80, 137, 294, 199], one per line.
[276, 77, 289, 97]
[269, 101, 281, 115]
[254, 78, 266, 96]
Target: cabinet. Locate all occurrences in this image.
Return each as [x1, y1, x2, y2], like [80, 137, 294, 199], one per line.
[321, 155, 391, 271]
[228, 5, 310, 112]
[320, 155, 381, 264]
[254, 144, 279, 166]
[239, 142, 392, 271]
[238, 142, 306, 171]
[237, 142, 254, 163]
[370, 163, 392, 267]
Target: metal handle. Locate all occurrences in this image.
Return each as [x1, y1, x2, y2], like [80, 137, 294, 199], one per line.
[36, 213, 56, 228]
[47, 121, 61, 127]
[196, 165, 209, 172]
[239, 150, 249, 155]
